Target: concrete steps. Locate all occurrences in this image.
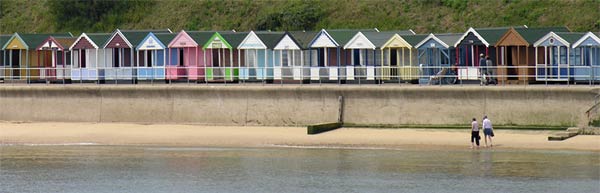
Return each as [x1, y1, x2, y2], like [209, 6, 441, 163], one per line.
[548, 127, 580, 141]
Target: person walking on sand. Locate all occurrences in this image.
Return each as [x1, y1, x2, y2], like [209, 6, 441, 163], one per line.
[482, 116, 494, 147]
[470, 118, 480, 148]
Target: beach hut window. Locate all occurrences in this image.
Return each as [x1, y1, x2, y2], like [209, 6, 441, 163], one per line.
[572, 48, 580, 66]
[367, 50, 375, 66]
[246, 49, 256, 67]
[11, 50, 19, 67]
[65, 51, 71, 66]
[146, 51, 153, 67]
[0, 51, 4, 66]
[179, 49, 184, 67]
[113, 49, 120, 67]
[560, 46, 567, 64]
[582, 47, 590, 66]
[352, 50, 360, 66]
[57, 51, 64, 66]
[79, 51, 86, 68]
[282, 50, 289, 67]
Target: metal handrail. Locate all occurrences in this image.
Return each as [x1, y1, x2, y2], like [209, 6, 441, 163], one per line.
[1, 65, 599, 85]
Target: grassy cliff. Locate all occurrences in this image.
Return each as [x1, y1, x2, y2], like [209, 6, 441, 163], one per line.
[1, 0, 599, 34]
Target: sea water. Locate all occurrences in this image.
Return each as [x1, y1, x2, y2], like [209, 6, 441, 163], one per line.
[0, 145, 598, 193]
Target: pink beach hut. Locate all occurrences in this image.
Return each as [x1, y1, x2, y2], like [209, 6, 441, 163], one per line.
[166, 31, 214, 81]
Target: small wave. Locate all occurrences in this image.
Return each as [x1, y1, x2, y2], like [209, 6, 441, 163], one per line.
[0, 142, 100, 146]
[266, 144, 406, 151]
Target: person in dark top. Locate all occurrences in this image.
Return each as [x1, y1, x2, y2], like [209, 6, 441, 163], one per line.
[479, 54, 487, 85]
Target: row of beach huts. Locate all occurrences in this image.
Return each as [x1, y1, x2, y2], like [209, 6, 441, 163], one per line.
[0, 26, 599, 84]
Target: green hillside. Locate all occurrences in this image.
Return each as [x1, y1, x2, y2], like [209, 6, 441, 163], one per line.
[1, 0, 599, 35]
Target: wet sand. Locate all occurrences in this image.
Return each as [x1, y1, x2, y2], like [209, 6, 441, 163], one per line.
[1, 122, 598, 151]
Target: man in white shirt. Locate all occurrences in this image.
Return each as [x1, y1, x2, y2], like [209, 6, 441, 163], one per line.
[482, 116, 494, 147]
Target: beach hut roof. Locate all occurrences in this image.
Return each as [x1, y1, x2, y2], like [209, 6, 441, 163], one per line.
[415, 33, 462, 49]
[3, 33, 72, 50]
[554, 32, 586, 44]
[400, 34, 429, 46]
[219, 32, 249, 48]
[454, 26, 527, 47]
[515, 26, 570, 44]
[120, 30, 171, 48]
[533, 32, 585, 47]
[36, 37, 77, 50]
[288, 31, 319, 49]
[0, 34, 12, 50]
[572, 32, 600, 48]
[105, 29, 170, 48]
[187, 31, 221, 45]
[137, 32, 175, 50]
[69, 33, 111, 50]
[255, 31, 285, 49]
[360, 30, 414, 48]
[54, 37, 77, 48]
[327, 29, 377, 46]
[86, 33, 112, 46]
[154, 33, 177, 45]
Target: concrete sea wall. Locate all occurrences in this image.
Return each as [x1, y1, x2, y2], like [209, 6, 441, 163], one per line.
[1, 85, 598, 127]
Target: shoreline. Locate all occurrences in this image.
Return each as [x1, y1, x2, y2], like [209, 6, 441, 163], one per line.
[0, 122, 599, 151]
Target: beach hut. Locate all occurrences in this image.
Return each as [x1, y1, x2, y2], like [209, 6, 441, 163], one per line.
[453, 26, 525, 81]
[273, 31, 319, 81]
[571, 32, 600, 82]
[35, 36, 76, 81]
[380, 34, 428, 83]
[203, 31, 246, 81]
[533, 32, 585, 81]
[308, 29, 368, 81]
[237, 31, 284, 81]
[344, 30, 414, 81]
[69, 33, 111, 81]
[1, 33, 73, 81]
[414, 33, 462, 84]
[166, 31, 214, 81]
[0, 34, 11, 80]
[136, 32, 175, 81]
[495, 27, 569, 84]
[103, 29, 171, 82]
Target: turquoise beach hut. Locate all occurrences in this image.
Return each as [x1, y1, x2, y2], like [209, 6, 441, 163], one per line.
[136, 32, 175, 80]
[238, 31, 284, 81]
[415, 33, 462, 84]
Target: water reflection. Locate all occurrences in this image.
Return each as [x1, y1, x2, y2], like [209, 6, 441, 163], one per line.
[0, 146, 598, 193]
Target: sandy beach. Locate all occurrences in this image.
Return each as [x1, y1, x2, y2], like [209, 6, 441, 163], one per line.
[0, 122, 598, 151]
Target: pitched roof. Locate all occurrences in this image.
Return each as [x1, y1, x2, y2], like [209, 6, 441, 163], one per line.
[327, 30, 366, 46]
[515, 26, 570, 44]
[288, 31, 319, 49]
[18, 33, 73, 50]
[400, 34, 428, 46]
[54, 37, 77, 48]
[434, 33, 463, 47]
[186, 31, 220, 45]
[0, 34, 11, 49]
[362, 31, 413, 48]
[219, 32, 249, 48]
[554, 32, 586, 44]
[86, 33, 112, 46]
[153, 33, 176, 45]
[472, 26, 525, 46]
[121, 30, 171, 48]
[255, 31, 285, 49]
